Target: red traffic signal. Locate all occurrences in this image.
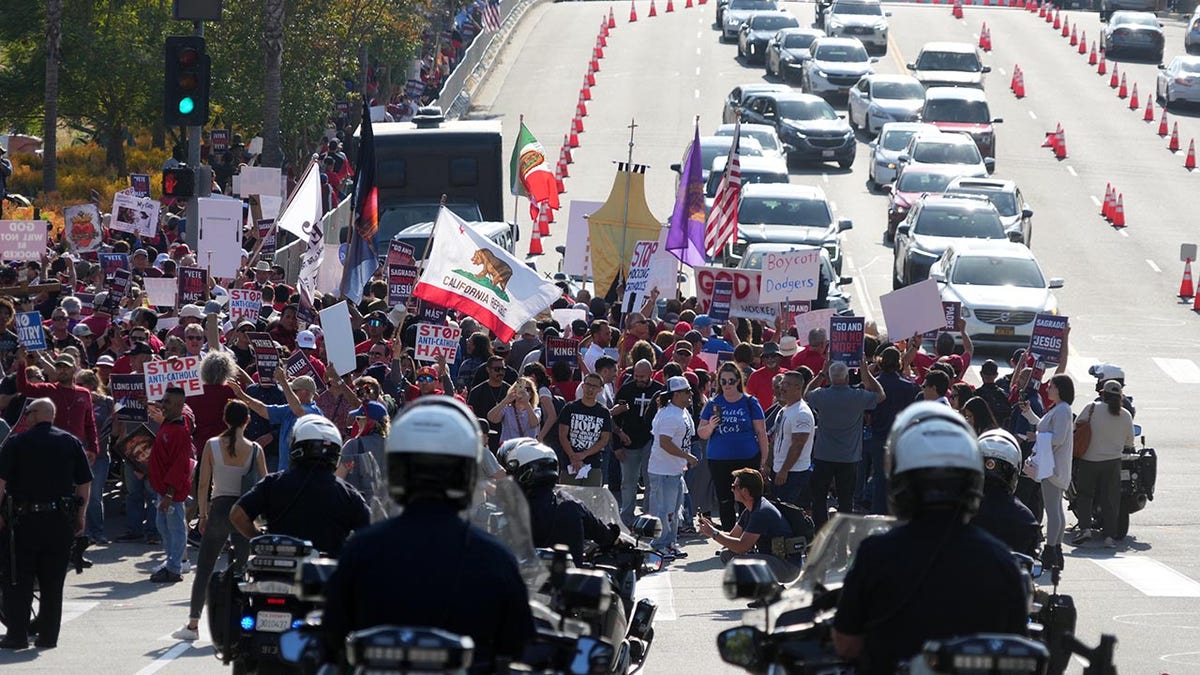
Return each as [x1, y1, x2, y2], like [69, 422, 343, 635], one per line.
[162, 167, 195, 197]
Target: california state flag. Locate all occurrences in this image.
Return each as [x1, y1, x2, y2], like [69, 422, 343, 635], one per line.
[509, 121, 560, 221]
[414, 207, 562, 342]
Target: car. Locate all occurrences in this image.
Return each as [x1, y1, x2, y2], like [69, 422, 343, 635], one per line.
[723, 82, 792, 124]
[802, 37, 877, 99]
[738, 244, 854, 315]
[1187, 7, 1200, 55]
[714, 123, 785, 160]
[882, 162, 967, 240]
[739, 91, 857, 168]
[1157, 55, 1200, 107]
[892, 193, 1011, 288]
[726, 183, 853, 272]
[943, 176, 1033, 245]
[738, 11, 800, 62]
[918, 86, 1002, 159]
[929, 242, 1064, 345]
[1100, 11, 1164, 61]
[766, 28, 824, 81]
[704, 154, 790, 212]
[671, 135, 764, 187]
[722, 0, 779, 42]
[717, 0, 731, 25]
[847, 74, 926, 136]
[906, 41, 990, 89]
[1099, 0, 1157, 23]
[869, 122, 940, 190]
[822, 0, 890, 53]
[898, 131, 994, 176]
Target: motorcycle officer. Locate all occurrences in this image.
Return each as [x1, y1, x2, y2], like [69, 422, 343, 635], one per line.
[321, 396, 535, 673]
[229, 415, 369, 556]
[832, 402, 1028, 674]
[971, 429, 1042, 559]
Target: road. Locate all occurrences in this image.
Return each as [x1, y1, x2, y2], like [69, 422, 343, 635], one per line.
[6, 2, 1199, 673]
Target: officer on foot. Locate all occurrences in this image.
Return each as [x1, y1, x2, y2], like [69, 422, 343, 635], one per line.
[0, 398, 92, 649]
[321, 397, 535, 672]
[230, 415, 369, 556]
[972, 429, 1042, 559]
[832, 402, 1028, 674]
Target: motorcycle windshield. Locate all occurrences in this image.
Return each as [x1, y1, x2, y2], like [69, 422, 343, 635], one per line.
[796, 514, 897, 590]
[469, 475, 548, 592]
[555, 485, 631, 535]
[336, 450, 393, 524]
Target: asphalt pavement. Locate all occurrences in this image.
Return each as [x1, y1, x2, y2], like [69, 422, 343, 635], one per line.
[6, 2, 1200, 672]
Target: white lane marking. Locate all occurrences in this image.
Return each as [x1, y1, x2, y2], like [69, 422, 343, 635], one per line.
[1089, 195, 1102, 207]
[998, 67, 1006, 76]
[821, 173, 829, 183]
[695, 66, 701, 76]
[1119, 229, 1129, 238]
[133, 642, 193, 675]
[1066, 348, 1100, 386]
[61, 600, 98, 625]
[830, 200, 838, 212]
[1092, 557, 1200, 597]
[1029, 110, 1038, 120]
[1066, 166, 1078, 177]
[636, 570, 677, 621]
[695, 88, 700, 99]
[1146, 259, 1161, 273]
[1152, 357, 1200, 384]
[845, 253, 878, 326]
[697, 46, 702, 55]
[697, 30, 702, 38]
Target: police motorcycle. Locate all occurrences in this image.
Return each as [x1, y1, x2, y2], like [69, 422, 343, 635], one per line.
[714, 513, 1118, 674]
[1066, 364, 1157, 539]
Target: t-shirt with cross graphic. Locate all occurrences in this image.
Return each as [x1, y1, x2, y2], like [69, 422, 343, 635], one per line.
[613, 379, 664, 448]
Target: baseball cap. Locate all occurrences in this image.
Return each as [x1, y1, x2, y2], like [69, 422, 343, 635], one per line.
[53, 353, 77, 368]
[492, 339, 511, 355]
[296, 330, 317, 349]
[1102, 379, 1123, 396]
[416, 366, 439, 380]
[762, 342, 781, 357]
[96, 355, 116, 368]
[180, 304, 205, 320]
[980, 359, 999, 375]
[693, 314, 715, 330]
[672, 321, 693, 336]
[349, 400, 388, 422]
[72, 323, 94, 337]
[666, 376, 691, 393]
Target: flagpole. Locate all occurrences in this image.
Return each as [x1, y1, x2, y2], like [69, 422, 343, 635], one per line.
[512, 114, 523, 237]
[618, 118, 637, 305]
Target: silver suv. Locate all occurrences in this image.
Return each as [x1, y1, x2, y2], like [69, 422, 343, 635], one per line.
[1100, 0, 1158, 23]
[823, 0, 890, 53]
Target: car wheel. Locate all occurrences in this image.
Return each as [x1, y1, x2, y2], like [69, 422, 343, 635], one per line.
[849, 111, 858, 130]
[1155, 49, 1164, 64]
[1166, 89, 1175, 109]
[892, 252, 903, 289]
[883, 224, 894, 244]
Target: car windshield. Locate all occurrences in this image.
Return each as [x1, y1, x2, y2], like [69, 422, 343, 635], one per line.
[729, 0, 777, 10]
[701, 140, 763, 173]
[715, 127, 780, 153]
[778, 99, 838, 120]
[752, 15, 798, 29]
[873, 81, 925, 100]
[946, 189, 1017, 215]
[739, 197, 833, 227]
[916, 50, 982, 72]
[896, 170, 955, 192]
[831, 1, 883, 14]
[1113, 13, 1158, 27]
[951, 256, 1046, 288]
[1177, 60, 1200, 74]
[377, 202, 481, 245]
[923, 99, 991, 123]
[880, 129, 918, 151]
[783, 33, 818, 48]
[912, 141, 982, 164]
[814, 43, 869, 62]
[706, 168, 788, 197]
[913, 207, 1005, 238]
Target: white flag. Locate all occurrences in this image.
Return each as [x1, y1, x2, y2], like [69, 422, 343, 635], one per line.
[275, 159, 322, 242]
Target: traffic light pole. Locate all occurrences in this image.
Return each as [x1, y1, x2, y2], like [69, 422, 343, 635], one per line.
[184, 19, 207, 256]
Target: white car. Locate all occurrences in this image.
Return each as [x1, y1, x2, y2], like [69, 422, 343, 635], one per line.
[898, 131, 994, 177]
[704, 155, 790, 212]
[802, 37, 877, 98]
[722, 0, 779, 42]
[847, 74, 926, 136]
[1156, 55, 1200, 108]
[929, 241, 1064, 345]
[714, 122, 785, 160]
[671, 135, 764, 186]
[823, 0, 890, 52]
[868, 122, 939, 189]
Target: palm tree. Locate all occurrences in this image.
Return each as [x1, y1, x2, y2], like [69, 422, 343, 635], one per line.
[43, 0, 62, 193]
[262, 0, 284, 169]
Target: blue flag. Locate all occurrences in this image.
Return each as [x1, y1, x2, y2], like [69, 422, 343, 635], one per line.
[339, 100, 380, 303]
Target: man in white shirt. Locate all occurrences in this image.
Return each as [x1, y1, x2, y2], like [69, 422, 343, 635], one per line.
[647, 377, 698, 560]
[772, 370, 815, 507]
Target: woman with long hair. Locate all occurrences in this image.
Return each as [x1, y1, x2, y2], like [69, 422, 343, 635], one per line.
[961, 396, 999, 435]
[77, 369, 115, 543]
[339, 400, 392, 521]
[1020, 374, 1075, 571]
[522, 362, 560, 443]
[1071, 380, 1134, 548]
[488, 376, 542, 443]
[698, 362, 769, 530]
[172, 399, 268, 641]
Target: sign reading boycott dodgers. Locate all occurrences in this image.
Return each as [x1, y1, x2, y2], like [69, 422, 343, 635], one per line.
[829, 316, 866, 368]
[229, 289, 263, 322]
[414, 324, 461, 363]
[15, 311, 47, 351]
[760, 248, 821, 303]
[1028, 313, 1068, 365]
[695, 266, 776, 321]
[143, 356, 203, 401]
[0, 221, 49, 262]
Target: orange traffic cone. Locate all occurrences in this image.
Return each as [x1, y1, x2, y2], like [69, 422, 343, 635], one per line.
[555, 162, 566, 194]
[559, 152, 570, 177]
[590, 55, 600, 72]
[1052, 9, 1060, 28]
[1010, 66, 1018, 92]
[568, 128, 579, 148]
[1039, 2, 1046, 17]
[649, 0, 657, 16]
[629, 0, 637, 22]
[529, 204, 546, 256]
[666, 0, 674, 12]
[580, 80, 591, 101]
[979, 23, 989, 50]
[1062, 18, 1071, 38]
[609, 6, 617, 27]
[687, 0, 694, 7]
[1054, 127, 1067, 159]
[1129, 83, 1139, 110]
[1143, 96, 1154, 122]
[573, 115, 584, 134]
[1013, 69, 1026, 98]
[594, 41, 604, 59]
[1110, 65, 1120, 88]
[1098, 53, 1107, 75]
[1088, 42, 1097, 64]
[1077, 30, 1087, 54]
[538, 204, 551, 237]
[1159, 110, 1169, 136]
[1170, 122, 1181, 151]
[577, 99, 588, 118]
[1182, 259, 1195, 299]
[1118, 73, 1128, 98]
[1069, 24, 1078, 45]
[1101, 183, 1113, 220]
[1187, 140, 1197, 169]
[1112, 194, 1125, 227]
[562, 137, 573, 164]
[953, 0, 963, 19]
[1194, 283, 1200, 311]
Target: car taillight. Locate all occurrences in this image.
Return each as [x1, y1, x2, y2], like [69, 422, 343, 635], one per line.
[1177, 77, 1193, 85]
[266, 596, 287, 606]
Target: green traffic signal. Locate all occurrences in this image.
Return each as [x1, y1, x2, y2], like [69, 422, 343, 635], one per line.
[178, 97, 195, 115]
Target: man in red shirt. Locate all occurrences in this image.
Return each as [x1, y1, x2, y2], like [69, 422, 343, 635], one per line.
[148, 387, 192, 583]
[909, 318, 973, 384]
[745, 342, 785, 408]
[13, 348, 99, 461]
[792, 328, 827, 377]
[354, 311, 392, 355]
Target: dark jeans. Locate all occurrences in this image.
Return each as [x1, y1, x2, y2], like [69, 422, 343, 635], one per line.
[188, 496, 249, 620]
[865, 437, 889, 515]
[709, 456, 759, 531]
[810, 459, 858, 531]
[774, 470, 811, 509]
[1074, 458, 1122, 538]
[1016, 475, 1044, 524]
[3, 513, 73, 645]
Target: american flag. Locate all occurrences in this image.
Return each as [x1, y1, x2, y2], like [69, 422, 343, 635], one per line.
[482, 0, 502, 32]
[705, 117, 742, 259]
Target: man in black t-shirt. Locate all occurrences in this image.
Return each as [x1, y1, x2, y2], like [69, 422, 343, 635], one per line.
[557, 372, 612, 487]
[611, 359, 661, 524]
[467, 355, 509, 454]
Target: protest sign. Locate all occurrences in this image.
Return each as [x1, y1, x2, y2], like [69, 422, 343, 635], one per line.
[709, 280, 733, 322]
[284, 351, 327, 394]
[15, 312, 46, 351]
[143, 356, 203, 401]
[417, 301, 448, 325]
[76, 292, 95, 316]
[924, 301, 962, 339]
[103, 270, 132, 314]
[552, 308, 586, 332]
[717, 350, 734, 365]
[63, 205, 103, 254]
[1028, 314, 1069, 366]
[879, 279, 946, 341]
[235, 166, 284, 199]
[563, 200, 602, 278]
[143, 277, 177, 308]
[197, 197, 244, 279]
[110, 374, 148, 422]
[761, 247, 821, 303]
[130, 173, 151, 198]
[177, 267, 209, 305]
[623, 240, 659, 313]
[829, 316, 866, 368]
[388, 264, 418, 306]
[415, 323, 462, 363]
[388, 240, 416, 267]
[698, 352, 718, 372]
[781, 300, 812, 334]
[318, 302, 356, 376]
[248, 332, 279, 381]
[0, 220, 48, 262]
[695, 266, 776, 321]
[210, 129, 230, 153]
[110, 192, 161, 238]
[229, 289, 262, 323]
[256, 219, 277, 259]
[99, 252, 130, 281]
[545, 337, 579, 368]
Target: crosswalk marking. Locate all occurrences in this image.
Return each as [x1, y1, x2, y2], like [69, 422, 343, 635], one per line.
[636, 569, 677, 621]
[61, 600, 98, 625]
[1092, 557, 1200, 598]
[1152, 357, 1200, 384]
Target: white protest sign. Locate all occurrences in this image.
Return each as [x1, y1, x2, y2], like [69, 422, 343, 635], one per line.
[623, 240, 659, 312]
[143, 277, 177, 307]
[414, 323, 462, 363]
[563, 200, 602, 278]
[257, 194, 283, 223]
[552, 308, 586, 331]
[143, 357, 203, 401]
[794, 308, 837, 343]
[235, 166, 284, 199]
[694, 266, 776, 321]
[110, 193, 161, 237]
[196, 197, 245, 279]
[0, 221, 49, 261]
[229, 289, 263, 322]
[761, 247, 821, 303]
[318, 301, 356, 376]
[879, 278, 946, 341]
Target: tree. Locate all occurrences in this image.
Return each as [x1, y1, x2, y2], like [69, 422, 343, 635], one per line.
[262, 0, 284, 168]
[43, 0, 62, 193]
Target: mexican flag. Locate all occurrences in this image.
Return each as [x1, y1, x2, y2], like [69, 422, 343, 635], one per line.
[509, 121, 560, 221]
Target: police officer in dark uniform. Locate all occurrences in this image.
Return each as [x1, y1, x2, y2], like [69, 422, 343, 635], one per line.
[0, 398, 92, 649]
[972, 429, 1042, 558]
[832, 402, 1029, 674]
[230, 414, 368, 556]
[321, 397, 535, 673]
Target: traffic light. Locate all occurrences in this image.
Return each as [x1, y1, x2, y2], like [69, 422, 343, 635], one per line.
[164, 36, 211, 126]
[162, 167, 196, 197]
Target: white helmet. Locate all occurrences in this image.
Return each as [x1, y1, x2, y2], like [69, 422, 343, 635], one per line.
[978, 429, 1023, 494]
[385, 396, 483, 509]
[497, 438, 558, 491]
[289, 414, 343, 468]
[886, 402, 984, 521]
[1088, 363, 1125, 393]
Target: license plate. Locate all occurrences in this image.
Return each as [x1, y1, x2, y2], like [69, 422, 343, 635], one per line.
[994, 326, 1015, 336]
[255, 611, 293, 633]
[822, 150, 836, 158]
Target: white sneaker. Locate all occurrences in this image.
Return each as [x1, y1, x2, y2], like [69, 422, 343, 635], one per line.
[180, 561, 191, 574]
[171, 626, 199, 641]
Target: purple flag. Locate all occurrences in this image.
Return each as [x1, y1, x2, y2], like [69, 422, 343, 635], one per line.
[666, 123, 708, 267]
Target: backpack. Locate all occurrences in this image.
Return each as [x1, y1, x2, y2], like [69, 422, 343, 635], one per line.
[768, 497, 815, 559]
[976, 382, 1012, 426]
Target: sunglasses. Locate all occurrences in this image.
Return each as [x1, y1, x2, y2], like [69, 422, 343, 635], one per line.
[489, 366, 505, 372]
[52, 316, 67, 321]
[719, 378, 738, 385]
[416, 376, 436, 383]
